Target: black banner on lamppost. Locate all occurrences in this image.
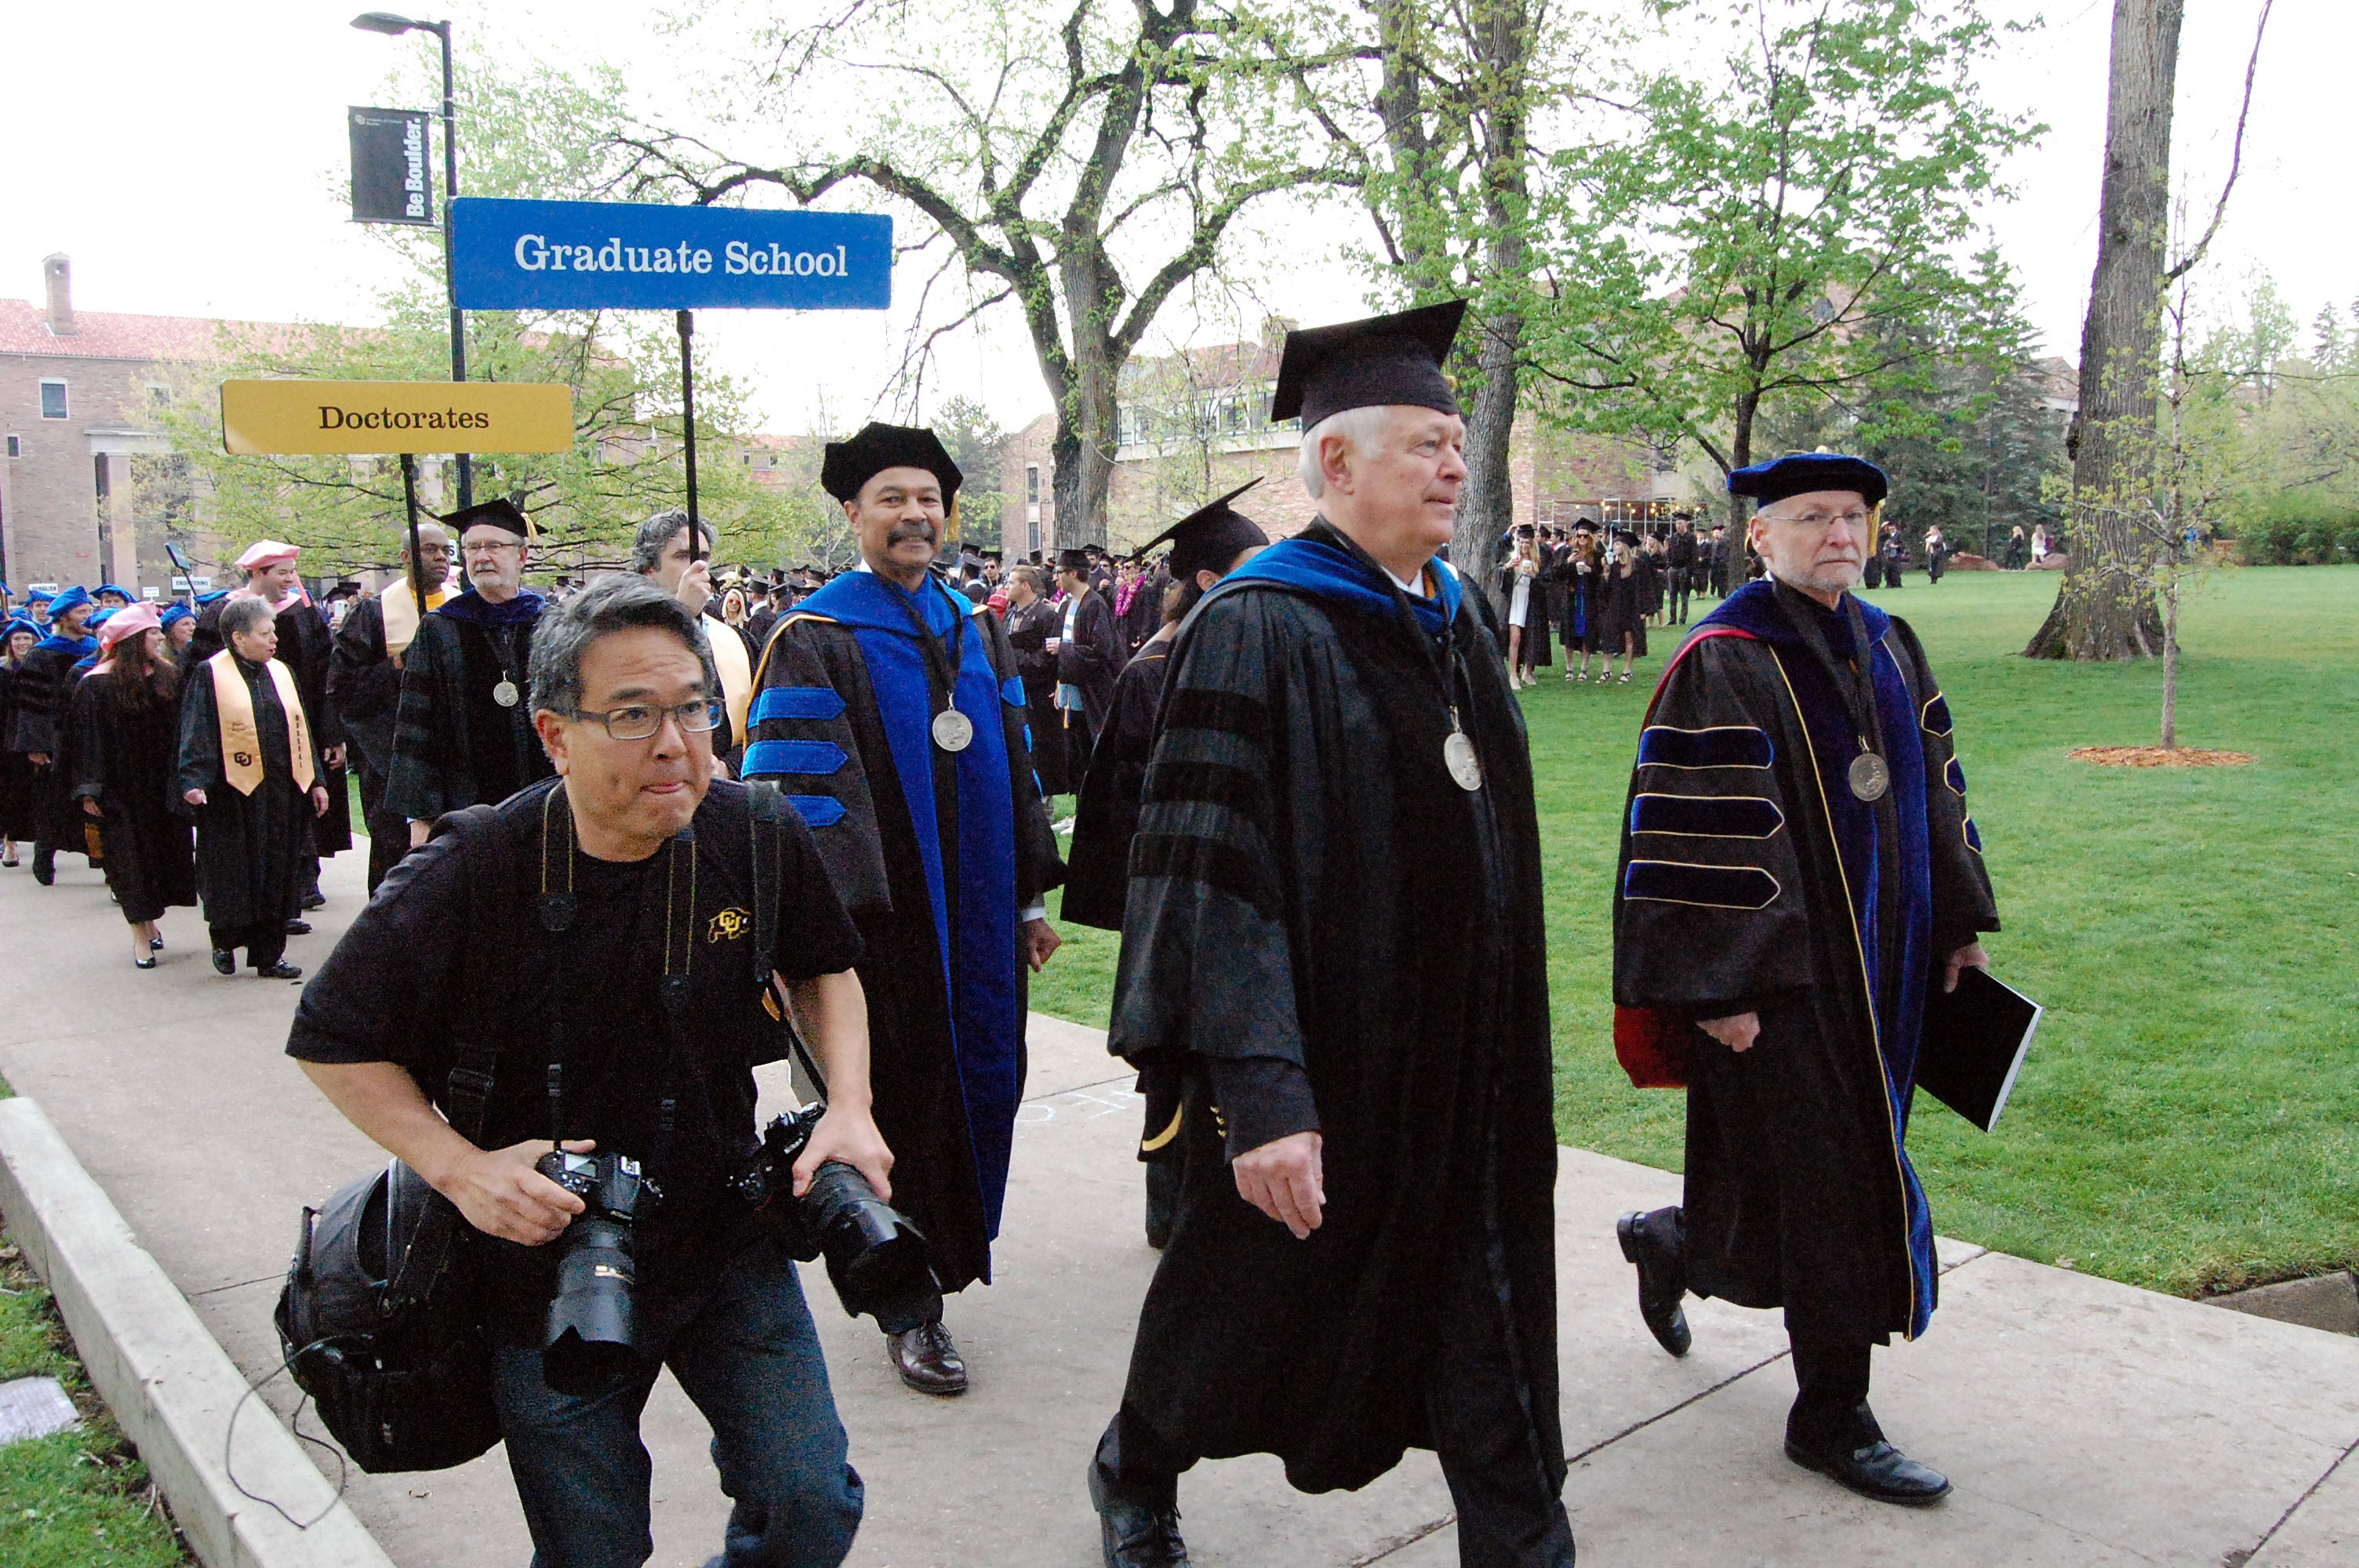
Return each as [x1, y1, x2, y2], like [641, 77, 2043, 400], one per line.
[349, 107, 434, 226]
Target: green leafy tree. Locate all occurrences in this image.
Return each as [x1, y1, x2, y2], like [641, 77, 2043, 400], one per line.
[1527, 0, 2041, 528]
[613, 0, 1366, 548]
[931, 395, 1011, 550]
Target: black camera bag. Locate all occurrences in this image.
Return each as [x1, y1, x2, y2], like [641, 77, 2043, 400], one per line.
[274, 804, 511, 1472]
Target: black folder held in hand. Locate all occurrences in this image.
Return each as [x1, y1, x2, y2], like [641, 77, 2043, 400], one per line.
[1915, 967, 2042, 1133]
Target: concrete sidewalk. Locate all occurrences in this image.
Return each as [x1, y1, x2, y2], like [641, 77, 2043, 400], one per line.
[2, 848, 2354, 1566]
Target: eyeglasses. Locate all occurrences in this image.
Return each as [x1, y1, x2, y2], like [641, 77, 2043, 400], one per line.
[572, 700, 721, 741]
[1759, 509, 1872, 531]
[462, 539, 524, 557]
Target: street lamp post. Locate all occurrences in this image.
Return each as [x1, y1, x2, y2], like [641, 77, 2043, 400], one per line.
[352, 12, 472, 510]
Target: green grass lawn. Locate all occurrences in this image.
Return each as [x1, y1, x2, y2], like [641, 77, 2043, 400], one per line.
[1030, 564, 2359, 1298]
[0, 1244, 189, 1567]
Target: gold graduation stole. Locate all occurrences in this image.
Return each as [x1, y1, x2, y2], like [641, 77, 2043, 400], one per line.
[709, 618, 754, 746]
[208, 650, 315, 797]
[380, 579, 453, 659]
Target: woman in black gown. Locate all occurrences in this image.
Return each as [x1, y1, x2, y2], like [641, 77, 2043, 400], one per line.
[1593, 533, 1651, 684]
[69, 605, 197, 967]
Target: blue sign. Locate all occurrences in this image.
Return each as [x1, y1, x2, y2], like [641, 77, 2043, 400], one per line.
[449, 197, 891, 311]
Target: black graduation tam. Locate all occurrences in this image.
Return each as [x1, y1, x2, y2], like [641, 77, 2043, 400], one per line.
[441, 497, 535, 539]
[1727, 451, 1888, 509]
[1057, 548, 1092, 573]
[1132, 479, 1271, 579]
[821, 422, 962, 503]
[1270, 299, 1467, 428]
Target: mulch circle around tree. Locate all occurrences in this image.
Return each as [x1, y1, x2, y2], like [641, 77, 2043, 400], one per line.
[2069, 746, 2255, 768]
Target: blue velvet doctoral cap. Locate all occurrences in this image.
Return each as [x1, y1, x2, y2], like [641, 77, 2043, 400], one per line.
[3, 618, 38, 643]
[159, 603, 194, 628]
[45, 585, 92, 622]
[1727, 452, 1888, 510]
[94, 583, 133, 602]
[1270, 300, 1467, 428]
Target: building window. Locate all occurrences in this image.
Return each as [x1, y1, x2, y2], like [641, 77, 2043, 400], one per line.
[93, 455, 111, 499]
[4, 434, 18, 459]
[1025, 465, 1040, 505]
[39, 381, 67, 419]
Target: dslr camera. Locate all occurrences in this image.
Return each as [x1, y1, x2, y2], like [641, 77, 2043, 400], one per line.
[533, 1149, 652, 1392]
[731, 1105, 943, 1333]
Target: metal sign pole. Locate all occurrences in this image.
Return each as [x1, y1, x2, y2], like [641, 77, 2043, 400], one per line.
[677, 308, 702, 562]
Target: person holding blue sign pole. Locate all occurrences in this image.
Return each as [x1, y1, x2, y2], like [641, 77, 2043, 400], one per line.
[743, 423, 1064, 1396]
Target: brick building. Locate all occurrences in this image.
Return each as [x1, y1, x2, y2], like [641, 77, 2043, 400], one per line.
[995, 319, 1686, 560]
[0, 255, 280, 598]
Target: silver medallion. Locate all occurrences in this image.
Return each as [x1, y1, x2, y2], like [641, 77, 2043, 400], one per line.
[492, 678, 521, 709]
[932, 707, 976, 753]
[1848, 751, 1890, 802]
[1443, 730, 1485, 792]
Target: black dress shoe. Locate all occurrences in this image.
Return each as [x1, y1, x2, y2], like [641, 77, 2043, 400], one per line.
[1617, 1210, 1692, 1357]
[887, 1319, 969, 1395]
[301, 889, 325, 910]
[212, 949, 237, 976]
[1785, 1437, 1952, 1505]
[257, 960, 304, 980]
[1088, 1458, 1188, 1567]
[149, 935, 164, 951]
[283, 918, 313, 936]
[134, 956, 157, 971]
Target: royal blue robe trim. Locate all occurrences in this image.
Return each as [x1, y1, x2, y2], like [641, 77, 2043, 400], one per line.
[742, 738, 847, 777]
[1215, 532, 1463, 634]
[753, 685, 849, 724]
[785, 793, 847, 828]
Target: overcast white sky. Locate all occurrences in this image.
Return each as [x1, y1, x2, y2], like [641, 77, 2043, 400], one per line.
[3, 0, 2341, 437]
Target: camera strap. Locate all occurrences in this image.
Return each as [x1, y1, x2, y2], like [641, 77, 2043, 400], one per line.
[747, 780, 831, 1106]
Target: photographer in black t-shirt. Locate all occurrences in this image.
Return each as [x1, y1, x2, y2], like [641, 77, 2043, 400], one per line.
[289, 575, 886, 1568]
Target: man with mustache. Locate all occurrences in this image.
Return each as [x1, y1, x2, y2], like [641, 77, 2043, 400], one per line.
[743, 423, 1064, 1395]
[1609, 452, 1999, 1507]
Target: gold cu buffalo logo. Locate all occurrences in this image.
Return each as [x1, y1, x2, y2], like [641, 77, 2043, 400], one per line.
[707, 906, 752, 943]
[233, 750, 255, 767]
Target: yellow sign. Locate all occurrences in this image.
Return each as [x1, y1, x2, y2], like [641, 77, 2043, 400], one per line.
[220, 379, 574, 456]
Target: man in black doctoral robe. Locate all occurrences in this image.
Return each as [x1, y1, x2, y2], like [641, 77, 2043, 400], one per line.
[17, 586, 101, 885]
[743, 423, 1065, 1396]
[329, 523, 455, 892]
[1089, 303, 1572, 1568]
[178, 597, 330, 977]
[1062, 482, 1269, 1251]
[224, 540, 351, 910]
[1610, 452, 1999, 1507]
[1050, 549, 1121, 782]
[1001, 566, 1069, 797]
[386, 499, 554, 849]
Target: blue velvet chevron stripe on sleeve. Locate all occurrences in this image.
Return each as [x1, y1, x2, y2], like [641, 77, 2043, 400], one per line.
[751, 685, 848, 724]
[1629, 793, 1785, 840]
[741, 738, 848, 778]
[1636, 724, 1774, 771]
[1622, 859, 1782, 909]
[785, 794, 848, 828]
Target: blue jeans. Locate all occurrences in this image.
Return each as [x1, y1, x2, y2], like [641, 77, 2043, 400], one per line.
[489, 1236, 863, 1568]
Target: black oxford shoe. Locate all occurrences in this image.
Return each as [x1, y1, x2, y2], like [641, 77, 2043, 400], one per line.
[1088, 1459, 1188, 1567]
[212, 949, 237, 976]
[283, 919, 313, 936]
[257, 960, 304, 981]
[1785, 1438, 1953, 1505]
[888, 1319, 969, 1396]
[1616, 1211, 1692, 1357]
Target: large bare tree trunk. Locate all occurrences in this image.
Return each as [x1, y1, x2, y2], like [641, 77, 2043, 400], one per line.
[1452, 0, 1533, 600]
[2025, 0, 2181, 660]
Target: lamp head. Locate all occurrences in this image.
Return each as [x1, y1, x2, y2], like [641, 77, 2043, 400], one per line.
[351, 12, 422, 34]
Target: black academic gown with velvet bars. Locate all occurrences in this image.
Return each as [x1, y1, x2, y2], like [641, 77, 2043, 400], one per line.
[384, 593, 552, 823]
[1107, 521, 1562, 1497]
[1611, 578, 1998, 1345]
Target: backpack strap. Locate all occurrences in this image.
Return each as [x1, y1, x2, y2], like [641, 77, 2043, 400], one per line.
[744, 779, 829, 1094]
[427, 802, 513, 1144]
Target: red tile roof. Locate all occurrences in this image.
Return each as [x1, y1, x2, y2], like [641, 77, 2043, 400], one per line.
[0, 297, 293, 362]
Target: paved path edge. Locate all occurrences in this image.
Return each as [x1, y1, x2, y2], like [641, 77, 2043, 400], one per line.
[0, 1095, 396, 1568]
